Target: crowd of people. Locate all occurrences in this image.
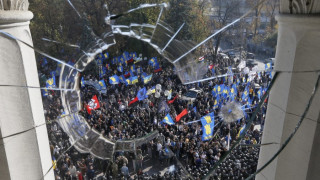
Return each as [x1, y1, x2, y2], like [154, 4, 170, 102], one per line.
[40, 51, 272, 180]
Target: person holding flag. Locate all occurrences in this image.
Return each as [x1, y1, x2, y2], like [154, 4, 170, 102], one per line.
[98, 80, 107, 90]
[86, 95, 100, 114]
[130, 76, 138, 84]
[161, 114, 175, 125]
[201, 112, 215, 141]
[143, 74, 153, 84]
[109, 75, 120, 84]
[237, 124, 246, 138]
[175, 109, 188, 122]
[128, 87, 148, 106]
[46, 75, 56, 89]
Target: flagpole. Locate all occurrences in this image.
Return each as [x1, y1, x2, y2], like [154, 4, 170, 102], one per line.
[227, 123, 230, 150]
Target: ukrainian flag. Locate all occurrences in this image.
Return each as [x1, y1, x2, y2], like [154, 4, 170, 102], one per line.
[143, 75, 152, 84]
[147, 86, 156, 95]
[237, 124, 246, 138]
[131, 76, 138, 84]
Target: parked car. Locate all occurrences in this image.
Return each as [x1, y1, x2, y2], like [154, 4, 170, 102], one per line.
[247, 52, 255, 59]
[246, 59, 258, 68]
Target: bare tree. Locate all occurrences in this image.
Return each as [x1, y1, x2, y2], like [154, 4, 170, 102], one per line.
[210, 0, 241, 57]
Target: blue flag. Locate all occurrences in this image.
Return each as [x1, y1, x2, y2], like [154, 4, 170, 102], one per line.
[242, 86, 249, 101]
[143, 75, 153, 84]
[131, 64, 136, 71]
[46, 76, 56, 89]
[98, 80, 107, 90]
[237, 124, 246, 138]
[162, 114, 175, 125]
[132, 52, 137, 59]
[230, 84, 237, 101]
[141, 72, 148, 79]
[42, 58, 48, 67]
[217, 84, 224, 94]
[125, 78, 131, 86]
[265, 63, 272, 70]
[119, 75, 126, 83]
[81, 77, 85, 88]
[109, 75, 120, 84]
[257, 88, 262, 100]
[201, 112, 215, 141]
[117, 65, 123, 72]
[103, 52, 109, 60]
[55, 63, 62, 75]
[148, 57, 157, 67]
[213, 95, 220, 109]
[42, 89, 49, 96]
[96, 58, 103, 66]
[137, 87, 148, 101]
[131, 76, 138, 84]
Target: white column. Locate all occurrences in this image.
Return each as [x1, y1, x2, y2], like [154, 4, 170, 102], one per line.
[0, 7, 54, 180]
[256, 15, 320, 180]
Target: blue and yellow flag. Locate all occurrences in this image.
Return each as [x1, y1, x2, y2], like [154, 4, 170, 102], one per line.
[217, 84, 224, 94]
[237, 124, 246, 138]
[81, 77, 85, 88]
[46, 76, 56, 89]
[131, 76, 138, 84]
[96, 58, 103, 65]
[200, 112, 215, 141]
[109, 75, 120, 84]
[103, 52, 109, 60]
[162, 114, 175, 125]
[141, 72, 148, 79]
[230, 84, 237, 101]
[257, 88, 263, 100]
[132, 52, 137, 59]
[147, 86, 156, 95]
[42, 89, 49, 96]
[125, 78, 131, 86]
[119, 75, 125, 83]
[123, 51, 129, 61]
[130, 65, 136, 72]
[98, 80, 107, 90]
[143, 74, 152, 84]
[117, 65, 123, 73]
[242, 86, 249, 101]
[265, 63, 272, 70]
[148, 57, 158, 67]
[213, 95, 220, 109]
[222, 86, 229, 98]
[130, 70, 135, 77]
[119, 56, 125, 64]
